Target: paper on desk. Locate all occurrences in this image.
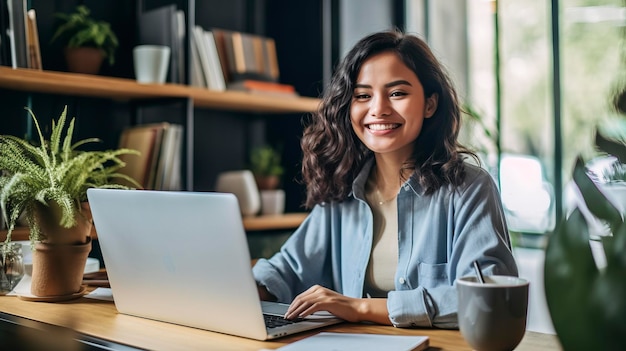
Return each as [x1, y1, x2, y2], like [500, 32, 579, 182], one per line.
[84, 287, 114, 301]
[273, 332, 429, 351]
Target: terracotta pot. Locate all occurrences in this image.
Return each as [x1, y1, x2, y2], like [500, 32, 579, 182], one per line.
[64, 47, 104, 74]
[34, 202, 92, 245]
[30, 201, 93, 298]
[30, 237, 91, 297]
[255, 175, 280, 191]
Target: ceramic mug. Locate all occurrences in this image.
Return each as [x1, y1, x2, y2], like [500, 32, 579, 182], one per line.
[456, 275, 529, 351]
[260, 189, 285, 215]
[133, 45, 171, 84]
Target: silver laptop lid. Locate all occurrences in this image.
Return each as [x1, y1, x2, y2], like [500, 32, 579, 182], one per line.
[87, 189, 268, 340]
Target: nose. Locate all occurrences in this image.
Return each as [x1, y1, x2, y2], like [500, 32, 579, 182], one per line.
[370, 95, 391, 117]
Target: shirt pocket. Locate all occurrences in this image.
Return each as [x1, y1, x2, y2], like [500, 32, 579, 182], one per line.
[417, 262, 449, 289]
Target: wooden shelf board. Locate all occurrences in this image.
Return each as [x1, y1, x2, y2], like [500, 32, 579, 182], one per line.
[0, 213, 307, 241]
[0, 67, 319, 114]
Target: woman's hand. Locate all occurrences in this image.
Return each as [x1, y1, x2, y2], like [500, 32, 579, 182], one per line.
[284, 285, 392, 325]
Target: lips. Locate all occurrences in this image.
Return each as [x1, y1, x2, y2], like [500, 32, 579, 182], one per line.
[366, 123, 401, 131]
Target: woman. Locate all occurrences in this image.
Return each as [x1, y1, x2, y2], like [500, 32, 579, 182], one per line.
[253, 30, 518, 329]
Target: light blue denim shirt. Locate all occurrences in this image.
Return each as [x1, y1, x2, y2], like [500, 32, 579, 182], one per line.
[253, 159, 518, 329]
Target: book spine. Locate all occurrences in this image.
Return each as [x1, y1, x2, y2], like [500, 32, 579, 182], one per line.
[7, 0, 28, 68]
[0, 0, 11, 66]
[26, 9, 41, 70]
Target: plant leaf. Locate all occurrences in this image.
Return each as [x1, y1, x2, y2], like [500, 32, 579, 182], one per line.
[588, 260, 626, 350]
[544, 209, 599, 350]
[572, 156, 621, 227]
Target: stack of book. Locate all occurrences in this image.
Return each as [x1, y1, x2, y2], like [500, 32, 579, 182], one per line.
[0, 1, 42, 69]
[191, 25, 226, 91]
[117, 123, 183, 191]
[191, 26, 298, 97]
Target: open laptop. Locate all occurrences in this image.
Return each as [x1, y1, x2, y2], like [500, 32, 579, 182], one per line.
[86, 188, 342, 341]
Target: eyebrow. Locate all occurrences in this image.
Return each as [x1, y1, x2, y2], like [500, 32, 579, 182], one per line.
[354, 80, 413, 89]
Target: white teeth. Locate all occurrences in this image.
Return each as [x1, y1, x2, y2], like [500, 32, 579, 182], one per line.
[368, 123, 398, 131]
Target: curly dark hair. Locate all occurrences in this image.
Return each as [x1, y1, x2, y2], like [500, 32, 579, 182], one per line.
[300, 30, 476, 209]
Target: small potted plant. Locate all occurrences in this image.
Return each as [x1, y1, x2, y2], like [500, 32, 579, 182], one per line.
[50, 5, 119, 74]
[0, 106, 138, 300]
[250, 145, 286, 215]
[250, 145, 284, 191]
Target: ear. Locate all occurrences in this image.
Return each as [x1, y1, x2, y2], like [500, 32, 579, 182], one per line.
[424, 94, 438, 118]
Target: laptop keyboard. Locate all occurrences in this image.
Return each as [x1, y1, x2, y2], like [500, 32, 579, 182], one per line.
[264, 314, 305, 329]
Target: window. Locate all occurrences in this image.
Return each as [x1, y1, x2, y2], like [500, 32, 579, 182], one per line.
[407, 0, 625, 237]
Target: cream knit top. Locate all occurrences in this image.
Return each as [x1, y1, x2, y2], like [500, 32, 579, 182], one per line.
[363, 177, 399, 297]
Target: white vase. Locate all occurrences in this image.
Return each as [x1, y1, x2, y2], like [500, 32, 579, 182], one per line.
[215, 170, 261, 217]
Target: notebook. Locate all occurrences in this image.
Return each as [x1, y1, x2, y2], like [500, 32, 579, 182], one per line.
[275, 332, 429, 351]
[86, 188, 342, 340]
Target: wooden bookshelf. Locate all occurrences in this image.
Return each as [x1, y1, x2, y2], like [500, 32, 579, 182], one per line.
[0, 66, 320, 192]
[0, 67, 320, 114]
[0, 213, 308, 241]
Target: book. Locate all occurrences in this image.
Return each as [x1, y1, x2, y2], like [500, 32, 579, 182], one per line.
[192, 25, 211, 88]
[25, 9, 41, 70]
[163, 124, 183, 191]
[189, 27, 206, 88]
[192, 26, 226, 91]
[227, 79, 297, 96]
[274, 332, 429, 351]
[154, 123, 183, 191]
[210, 29, 231, 83]
[212, 29, 281, 83]
[263, 37, 280, 81]
[138, 5, 180, 84]
[0, 0, 11, 66]
[7, 0, 27, 68]
[175, 10, 185, 84]
[231, 31, 246, 76]
[117, 123, 168, 189]
[202, 30, 226, 91]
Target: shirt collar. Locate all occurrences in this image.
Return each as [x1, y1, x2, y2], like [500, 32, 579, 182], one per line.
[349, 158, 426, 201]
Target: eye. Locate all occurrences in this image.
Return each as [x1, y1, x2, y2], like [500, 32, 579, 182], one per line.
[390, 90, 408, 98]
[353, 92, 371, 100]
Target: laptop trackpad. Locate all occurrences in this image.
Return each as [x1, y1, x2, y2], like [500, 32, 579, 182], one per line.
[261, 301, 337, 320]
[261, 301, 290, 316]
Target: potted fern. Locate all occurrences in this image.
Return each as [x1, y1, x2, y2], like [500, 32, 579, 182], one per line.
[50, 5, 119, 74]
[0, 106, 138, 300]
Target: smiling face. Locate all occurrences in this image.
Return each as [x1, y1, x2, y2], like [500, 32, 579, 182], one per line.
[350, 51, 438, 161]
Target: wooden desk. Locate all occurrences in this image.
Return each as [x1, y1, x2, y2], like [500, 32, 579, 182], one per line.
[0, 294, 561, 350]
[242, 213, 308, 232]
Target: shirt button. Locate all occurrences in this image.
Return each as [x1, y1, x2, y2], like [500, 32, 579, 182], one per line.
[404, 185, 410, 191]
[398, 277, 405, 284]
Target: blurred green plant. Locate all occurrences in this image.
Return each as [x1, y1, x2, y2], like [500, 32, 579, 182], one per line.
[250, 145, 284, 178]
[50, 5, 119, 65]
[544, 89, 626, 350]
[462, 103, 499, 157]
